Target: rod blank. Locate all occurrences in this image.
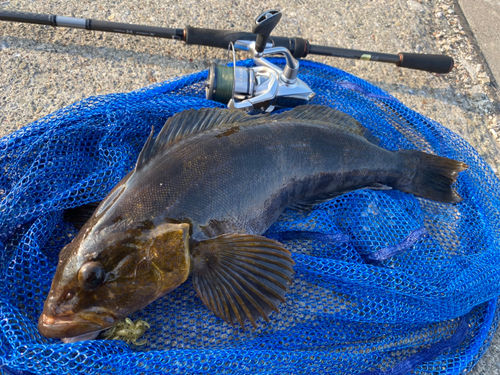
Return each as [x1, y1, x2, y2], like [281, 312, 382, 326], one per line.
[0, 10, 454, 74]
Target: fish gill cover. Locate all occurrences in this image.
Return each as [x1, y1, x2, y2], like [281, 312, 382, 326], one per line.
[1, 59, 499, 374]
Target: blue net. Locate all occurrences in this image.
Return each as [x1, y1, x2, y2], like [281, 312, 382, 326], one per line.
[1, 59, 500, 374]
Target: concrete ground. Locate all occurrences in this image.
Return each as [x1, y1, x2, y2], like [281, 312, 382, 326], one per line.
[455, 1, 500, 373]
[1, 0, 500, 373]
[458, 0, 500, 92]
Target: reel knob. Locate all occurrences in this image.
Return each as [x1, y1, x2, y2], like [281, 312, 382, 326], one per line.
[252, 10, 281, 54]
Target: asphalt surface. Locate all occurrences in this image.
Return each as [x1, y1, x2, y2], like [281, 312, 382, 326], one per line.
[1, 0, 500, 373]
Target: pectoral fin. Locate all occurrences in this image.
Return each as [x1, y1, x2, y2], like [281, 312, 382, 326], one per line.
[64, 202, 101, 229]
[191, 234, 295, 329]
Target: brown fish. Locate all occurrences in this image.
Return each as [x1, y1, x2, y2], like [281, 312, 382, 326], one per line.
[38, 106, 467, 342]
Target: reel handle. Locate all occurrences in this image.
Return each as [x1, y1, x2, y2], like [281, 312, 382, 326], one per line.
[252, 10, 282, 53]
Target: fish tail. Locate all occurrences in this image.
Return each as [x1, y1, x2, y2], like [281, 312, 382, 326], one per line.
[395, 150, 468, 203]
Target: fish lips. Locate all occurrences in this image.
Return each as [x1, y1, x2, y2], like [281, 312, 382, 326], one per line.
[38, 311, 115, 340]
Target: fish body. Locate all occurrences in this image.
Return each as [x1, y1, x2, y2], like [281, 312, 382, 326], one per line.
[38, 106, 467, 341]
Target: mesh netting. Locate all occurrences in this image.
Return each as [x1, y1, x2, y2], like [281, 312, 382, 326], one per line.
[1, 59, 500, 374]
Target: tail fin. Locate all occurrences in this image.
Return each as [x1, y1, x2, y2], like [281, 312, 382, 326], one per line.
[396, 150, 468, 203]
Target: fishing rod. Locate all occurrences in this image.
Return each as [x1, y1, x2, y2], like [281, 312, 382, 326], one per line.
[1, 9, 455, 112]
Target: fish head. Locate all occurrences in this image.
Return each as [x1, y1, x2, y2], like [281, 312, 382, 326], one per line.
[38, 219, 191, 341]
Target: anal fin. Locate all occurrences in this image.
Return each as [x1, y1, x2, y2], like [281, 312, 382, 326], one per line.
[288, 183, 392, 212]
[191, 234, 295, 329]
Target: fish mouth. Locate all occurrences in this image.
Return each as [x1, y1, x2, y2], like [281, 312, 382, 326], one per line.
[38, 310, 116, 339]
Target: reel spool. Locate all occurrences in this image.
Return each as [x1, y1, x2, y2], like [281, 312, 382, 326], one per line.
[205, 63, 255, 108]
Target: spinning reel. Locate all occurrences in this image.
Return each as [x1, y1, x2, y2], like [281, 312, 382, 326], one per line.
[205, 10, 315, 113]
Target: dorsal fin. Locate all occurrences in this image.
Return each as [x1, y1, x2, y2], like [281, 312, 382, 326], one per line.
[136, 126, 156, 171]
[135, 105, 378, 171]
[135, 108, 266, 170]
[270, 105, 380, 144]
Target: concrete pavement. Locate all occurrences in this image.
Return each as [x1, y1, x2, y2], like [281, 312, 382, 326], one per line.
[458, 0, 500, 91]
[456, 1, 500, 373]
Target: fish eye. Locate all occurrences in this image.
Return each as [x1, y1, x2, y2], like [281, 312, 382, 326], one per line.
[77, 261, 105, 289]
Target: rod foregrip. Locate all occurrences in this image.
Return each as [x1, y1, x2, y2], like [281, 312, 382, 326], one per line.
[184, 27, 254, 49]
[398, 53, 454, 74]
[0, 10, 56, 26]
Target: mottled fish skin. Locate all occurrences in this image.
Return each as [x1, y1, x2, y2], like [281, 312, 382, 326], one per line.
[38, 106, 467, 340]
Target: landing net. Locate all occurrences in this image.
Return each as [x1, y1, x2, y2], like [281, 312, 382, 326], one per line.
[1, 59, 499, 374]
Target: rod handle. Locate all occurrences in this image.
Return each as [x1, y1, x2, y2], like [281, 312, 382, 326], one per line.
[0, 10, 56, 26]
[398, 53, 454, 74]
[184, 27, 309, 58]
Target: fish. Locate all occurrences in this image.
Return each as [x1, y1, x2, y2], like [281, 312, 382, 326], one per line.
[38, 105, 468, 342]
